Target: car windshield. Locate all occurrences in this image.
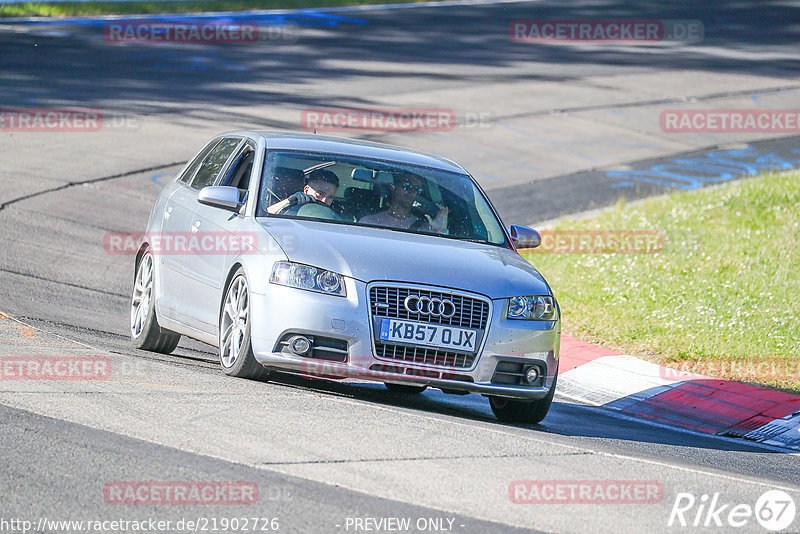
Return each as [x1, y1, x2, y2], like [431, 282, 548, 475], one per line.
[257, 150, 509, 247]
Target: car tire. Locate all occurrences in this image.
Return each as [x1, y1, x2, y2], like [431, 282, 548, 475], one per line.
[384, 382, 428, 394]
[219, 269, 270, 381]
[130, 249, 181, 354]
[488, 374, 557, 424]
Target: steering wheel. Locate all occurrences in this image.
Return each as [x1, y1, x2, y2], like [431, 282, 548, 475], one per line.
[295, 202, 344, 221]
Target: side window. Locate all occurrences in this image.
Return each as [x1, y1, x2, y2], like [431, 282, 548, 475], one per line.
[190, 137, 241, 190]
[221, 144, 255, 188]
[221, 143, 256, 202]
[178, 139, 219, 184]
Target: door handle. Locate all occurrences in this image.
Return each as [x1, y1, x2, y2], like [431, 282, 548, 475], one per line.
[191, 220, 201, 233]
[164, 205, 173, 219]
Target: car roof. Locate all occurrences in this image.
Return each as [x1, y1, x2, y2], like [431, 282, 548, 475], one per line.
[222, 130, 468, 174]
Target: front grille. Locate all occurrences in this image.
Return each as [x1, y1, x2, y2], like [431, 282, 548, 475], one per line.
[369, 285, 490, 369]
[369, 286, 489, 329]
[375, 343, 476, 368]
[369, 364, 474, 382]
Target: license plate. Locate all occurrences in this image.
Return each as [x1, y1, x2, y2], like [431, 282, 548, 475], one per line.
[379, 319, 478, 352]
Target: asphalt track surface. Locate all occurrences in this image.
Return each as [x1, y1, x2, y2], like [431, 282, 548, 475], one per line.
[1, 1, 800, 533]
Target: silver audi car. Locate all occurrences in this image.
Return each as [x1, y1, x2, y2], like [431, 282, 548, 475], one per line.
[130, 131, 560, 423]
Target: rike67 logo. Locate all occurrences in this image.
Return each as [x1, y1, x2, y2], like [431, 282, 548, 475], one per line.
[668, 490, 796, 531]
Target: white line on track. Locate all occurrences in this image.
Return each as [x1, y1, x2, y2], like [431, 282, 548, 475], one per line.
[5, 314, 799, 497]
[307, 390, 800, 492]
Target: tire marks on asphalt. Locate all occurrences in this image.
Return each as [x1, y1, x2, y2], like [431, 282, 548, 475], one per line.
[0, 161, 183, 214]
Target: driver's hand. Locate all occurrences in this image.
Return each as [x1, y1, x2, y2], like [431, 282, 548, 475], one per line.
[425, 204, 449, 234]
[288, 192, 314, 206]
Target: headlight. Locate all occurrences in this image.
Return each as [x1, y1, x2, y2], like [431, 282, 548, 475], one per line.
[270, 262, 346, 297]
[507, 295, 557, 320]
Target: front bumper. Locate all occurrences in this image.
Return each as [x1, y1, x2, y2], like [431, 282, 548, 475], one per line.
[250, 279, 560, 400]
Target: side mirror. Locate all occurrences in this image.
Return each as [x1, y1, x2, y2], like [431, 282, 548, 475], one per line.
[198, 186, 244, 211]
[509, 224, 541, 249]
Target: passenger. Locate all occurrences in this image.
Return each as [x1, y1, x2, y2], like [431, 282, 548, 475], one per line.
[267, 169, 339, 214]
[359, 171, 448, 234]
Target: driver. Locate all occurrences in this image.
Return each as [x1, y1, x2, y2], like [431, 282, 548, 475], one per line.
[359, 171, 448, 234]
[267, 169, 339, 214]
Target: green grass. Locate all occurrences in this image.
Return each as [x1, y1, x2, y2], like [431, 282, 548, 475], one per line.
[0, 0, 427, 18]
[522, 170, 800, 393]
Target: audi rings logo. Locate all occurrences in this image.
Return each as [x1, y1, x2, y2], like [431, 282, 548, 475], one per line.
[404, 295, 456, 318]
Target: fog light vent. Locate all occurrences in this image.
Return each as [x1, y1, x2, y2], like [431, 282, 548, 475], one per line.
[289, 336, 311, 355]
[524, 366, 540, 384]
[491, 360, 544, 386]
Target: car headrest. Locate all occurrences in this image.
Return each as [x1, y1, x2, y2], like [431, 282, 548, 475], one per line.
[345, 187, 379, 202]
[272, 167, 305, 199]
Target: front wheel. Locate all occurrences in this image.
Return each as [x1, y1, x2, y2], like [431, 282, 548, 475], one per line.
[219, 269, 270, 380]
[130, 249, 180, 354]
[489, 375, 557, 424]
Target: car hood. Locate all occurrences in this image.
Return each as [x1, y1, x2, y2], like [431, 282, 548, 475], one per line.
[257, 218, 551, 299]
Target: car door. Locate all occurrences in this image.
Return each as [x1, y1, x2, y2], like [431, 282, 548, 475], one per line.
[165, 136, 243, 328]
[182, 140, 257, 331]
[157, 138, 220, 317]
